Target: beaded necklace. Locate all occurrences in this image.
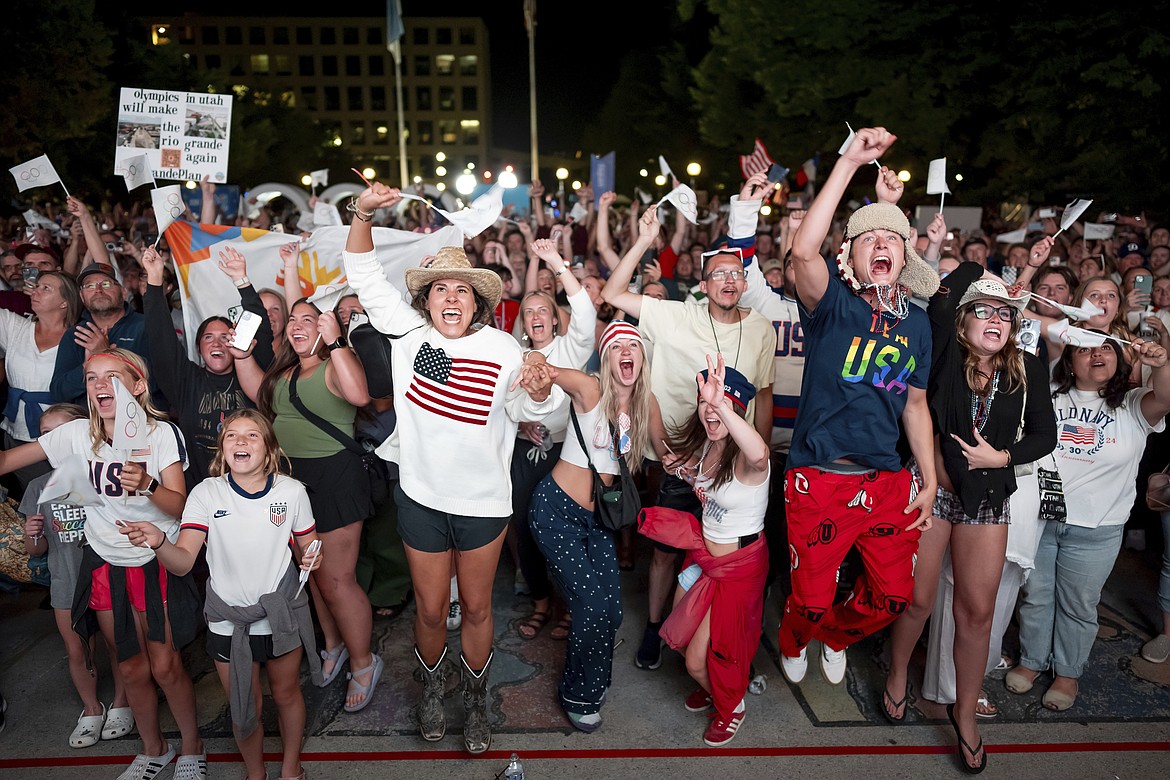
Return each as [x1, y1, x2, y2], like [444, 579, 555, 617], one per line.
[970, 369, 1001, 433]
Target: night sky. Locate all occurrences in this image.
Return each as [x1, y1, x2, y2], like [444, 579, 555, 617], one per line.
[160, 1, 680, 154]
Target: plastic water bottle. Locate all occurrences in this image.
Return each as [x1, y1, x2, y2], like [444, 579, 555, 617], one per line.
[504, 753, 525, 780]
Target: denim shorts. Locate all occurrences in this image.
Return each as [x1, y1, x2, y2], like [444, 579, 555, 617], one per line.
[395, 483, 509, 553]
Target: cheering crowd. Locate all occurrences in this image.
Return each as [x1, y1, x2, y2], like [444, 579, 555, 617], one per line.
[1, 126, 1169, 778]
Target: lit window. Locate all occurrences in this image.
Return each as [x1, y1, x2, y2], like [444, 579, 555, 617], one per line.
[459, 55, 477, 76]
[250, 54, 269, 75]
[436, 55, 454, 76]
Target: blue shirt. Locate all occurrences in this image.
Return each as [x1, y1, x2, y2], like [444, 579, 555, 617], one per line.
[788, 263, 931, 472]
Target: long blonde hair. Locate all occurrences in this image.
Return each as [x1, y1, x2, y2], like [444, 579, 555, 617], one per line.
[83, 348, 168, 454]
[597, 341, 654, 474]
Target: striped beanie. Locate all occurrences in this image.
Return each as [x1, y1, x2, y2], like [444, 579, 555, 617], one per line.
[599, 320, 643, 352]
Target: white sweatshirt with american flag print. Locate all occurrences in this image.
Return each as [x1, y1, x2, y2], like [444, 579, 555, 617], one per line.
[344, 249, 564, 517]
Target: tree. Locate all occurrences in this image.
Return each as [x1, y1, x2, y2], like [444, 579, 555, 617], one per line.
[683, 0, 1169, 216]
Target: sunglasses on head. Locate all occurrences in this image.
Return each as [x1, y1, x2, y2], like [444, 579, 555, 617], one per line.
[971, 303, 1018, 322]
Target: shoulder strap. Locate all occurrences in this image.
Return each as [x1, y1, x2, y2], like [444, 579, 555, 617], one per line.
[568, 406, 604, 483]
[287, 365, 364, 456]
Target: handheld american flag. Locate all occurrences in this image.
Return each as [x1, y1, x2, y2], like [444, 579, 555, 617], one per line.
[739, 138, 774, 180]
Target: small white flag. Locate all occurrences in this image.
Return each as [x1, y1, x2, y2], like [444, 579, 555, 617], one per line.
[1051, 319, 1131, 348]
[401, 185, 504, 239]
[23, 209, 64, 236]
[634, 187, 653, 205]
[113, 375, 149, 452]
[838, 124, 856, 155]
[9, 154, 62, 192]
[1083, 223, 1115, 241]
[1058, 198, 1093, 235]
[658, 155, 674, 180]
[120, 153, 154, 192]
[38, 454, 104, 508]
[927, 158, 951, 195]
[1033, 297, 1105, 322]
[310, 169, 329, 188]
[568, 201, 588, 222]
[996, 228, 1027, 244]
[151, 185, 185, 236]
[657, 183, 698, 225]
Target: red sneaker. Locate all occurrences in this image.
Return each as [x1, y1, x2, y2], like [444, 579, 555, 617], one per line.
[684, 688, 713, 712]
[703, 707, 745, 747]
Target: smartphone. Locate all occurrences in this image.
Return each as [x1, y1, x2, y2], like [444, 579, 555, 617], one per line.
[786, 196, 805, 210]
[1102, 213, 1118, 223]
[226, 304, 244, 323]
[765, 163, 788, 184]
[231, 310, 263, 351]
[349, 311, 369, 330]
[1038, 208, 1056, 219]
[1134, 273, 1153, 296]
[21, 266, 39, 287]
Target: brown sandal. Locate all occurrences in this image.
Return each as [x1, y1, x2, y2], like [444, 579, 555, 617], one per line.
[550, 613, 572, 641]
[515, 609, 551, 640]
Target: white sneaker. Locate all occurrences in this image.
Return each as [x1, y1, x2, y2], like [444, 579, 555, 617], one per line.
[781, 646, 808, 684]
[820, 644, 847, 685]
[446, 599, 462, 631]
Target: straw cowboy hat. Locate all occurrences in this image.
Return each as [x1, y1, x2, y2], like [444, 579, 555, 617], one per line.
[404, 246, 503, 310]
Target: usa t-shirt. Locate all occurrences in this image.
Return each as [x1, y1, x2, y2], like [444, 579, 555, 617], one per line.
[182, 473, 316, 636]
[38, 418, 188, 567]
[788, 265, 932, 472]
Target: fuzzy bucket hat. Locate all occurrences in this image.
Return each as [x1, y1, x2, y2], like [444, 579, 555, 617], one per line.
[835, 202, 940, 299]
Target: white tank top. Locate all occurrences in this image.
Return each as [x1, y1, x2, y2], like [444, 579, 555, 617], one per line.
[562, 402, 621, 476]
[694, 463, 770, 544]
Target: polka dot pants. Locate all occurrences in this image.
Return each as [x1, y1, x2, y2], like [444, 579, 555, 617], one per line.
[529, 474, 622, 716]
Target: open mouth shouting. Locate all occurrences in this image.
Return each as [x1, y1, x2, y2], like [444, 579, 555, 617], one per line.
[94, 392, 115, 414]
[441, 307, 464, 326]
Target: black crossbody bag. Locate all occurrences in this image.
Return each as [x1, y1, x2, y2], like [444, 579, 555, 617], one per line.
[568, 407, 641, 531]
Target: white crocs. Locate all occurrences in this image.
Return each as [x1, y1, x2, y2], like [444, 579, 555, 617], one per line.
[69, 704, 106, 748]
[102, 705, 135, 740]
[116, 744, 176, 780]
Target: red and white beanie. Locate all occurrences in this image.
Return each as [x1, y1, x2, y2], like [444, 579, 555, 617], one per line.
[599, 320, 643, 352]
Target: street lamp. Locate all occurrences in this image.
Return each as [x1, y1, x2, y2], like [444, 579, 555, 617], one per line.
[455, 172, 476, 195]
[555, 167, 569, 182]
[435, 151, 446, 163]
[686, 162, 701, 189]
[300, 174, 312, 186]
[654, 174, 666, 186]
[435, 166, 447, 177]
[898, 170, 911, 183]
[362, 167, 376, 181]
[499, 168, 519, 189]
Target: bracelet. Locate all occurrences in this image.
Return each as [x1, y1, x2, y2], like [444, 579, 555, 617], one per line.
[149, 537, 165, 551]
[233, 275, 250, 288]
[346, 198, 375, 222]
[1002, 449, 1012, 466]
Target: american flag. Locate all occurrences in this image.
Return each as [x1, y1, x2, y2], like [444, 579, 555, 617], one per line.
[406, 342, 500, 426]
[739, 138, 775, 180]
[1059, 423, 1095, 445]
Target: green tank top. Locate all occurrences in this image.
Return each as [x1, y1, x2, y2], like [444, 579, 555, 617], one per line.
[272, 363, 357, 459]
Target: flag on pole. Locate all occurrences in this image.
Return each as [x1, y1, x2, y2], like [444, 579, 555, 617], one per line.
[995, 228, 1027, 244]
[590, 152, 615, 208]
[120, 153, 155, 192]
[112, 377, 149, 452]
[927, 158, 950, 195]
[1083, 223, 1115, 241]
[657, 183, 698, 225]
[1057, 198, 1093, 236]
[151, 185, 186, 235]
[38, 454, 104, 508]
[310, 169, 329, 188]
[9, 154, 62, 192]
[523, 0, 536, 34]
[386, 0, 404, 61]
[739, 138, 774, 180]
[795, 156, 818, 188]
[398, 185, 505, 239]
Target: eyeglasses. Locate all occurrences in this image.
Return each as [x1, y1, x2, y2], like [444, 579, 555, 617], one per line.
[705, 269, 746, 282]
[971, 304, 1018, 322]
[81, 280, 118, 290]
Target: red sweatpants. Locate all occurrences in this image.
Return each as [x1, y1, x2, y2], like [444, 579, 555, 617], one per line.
[779, 467, 921, 656]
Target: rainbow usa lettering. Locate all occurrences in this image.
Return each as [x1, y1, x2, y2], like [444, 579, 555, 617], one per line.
[840, 334, 916, 394]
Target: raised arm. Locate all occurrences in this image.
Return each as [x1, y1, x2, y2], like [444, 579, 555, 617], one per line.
[199, 176, 217, 224]
[343, 184, 425, 335]
[1007, 236, 1055, 295]
[791, 127, 897, 311]
[279, 241, 303, 308]
[530, 179, 548, 228]
[700, 354, 769, 479]
[601, 206, 660, 320]
[66, 196, 111, 268]
[1137, 319, 1170, 425]
[594, 191, 622, 271]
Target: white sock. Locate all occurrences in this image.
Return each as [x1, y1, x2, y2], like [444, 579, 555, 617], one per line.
[450, 575, 459, 601]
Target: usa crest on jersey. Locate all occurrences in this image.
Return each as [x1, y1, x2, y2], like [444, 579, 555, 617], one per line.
[269, 502, 288, 527]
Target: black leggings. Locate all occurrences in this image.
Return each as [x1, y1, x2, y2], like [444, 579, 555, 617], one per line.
[510, 438, 562, 602]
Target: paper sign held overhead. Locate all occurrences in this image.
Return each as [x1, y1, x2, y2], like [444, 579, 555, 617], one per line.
[113, 87, 233, 183]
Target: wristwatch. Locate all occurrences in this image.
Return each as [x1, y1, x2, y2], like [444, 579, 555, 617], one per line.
[233, 276, 251, 288]
[140, 477, 160, 497]
[328, 336, 348, 350]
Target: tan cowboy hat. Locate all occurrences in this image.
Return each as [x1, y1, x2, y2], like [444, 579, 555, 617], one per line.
[404, 246, 503, 310]
[957, 278, 1029, 311]
[836, 202, 940, 299]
